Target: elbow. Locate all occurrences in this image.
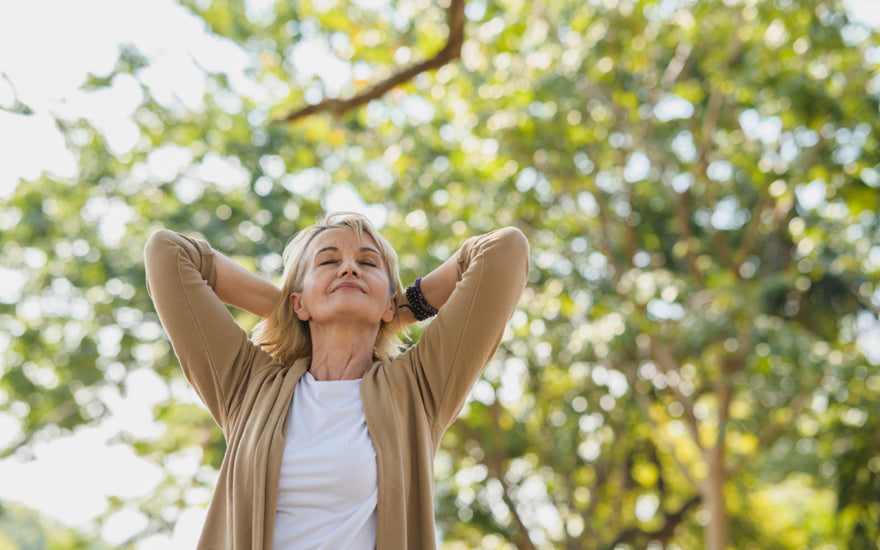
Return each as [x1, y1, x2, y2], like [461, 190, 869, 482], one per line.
[497, 226, 529, 257]
[144, 229, 178, 261]
[474, 227, 529, 285]
[496, 226, 530, 274]
[144, 229, 181, 296]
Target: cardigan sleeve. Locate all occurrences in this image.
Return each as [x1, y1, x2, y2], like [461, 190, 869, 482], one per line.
[144, 229, 261, 430]
[406, 226, 529, 433]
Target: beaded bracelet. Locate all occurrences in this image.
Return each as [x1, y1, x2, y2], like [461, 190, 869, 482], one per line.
[402, 277, 439, 321]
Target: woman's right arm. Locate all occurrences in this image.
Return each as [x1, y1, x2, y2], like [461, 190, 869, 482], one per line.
[213, 252, 280, 319]
[144, 229, 266, 429]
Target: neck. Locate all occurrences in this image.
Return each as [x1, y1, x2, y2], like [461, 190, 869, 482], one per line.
[307, 322, 380, 381]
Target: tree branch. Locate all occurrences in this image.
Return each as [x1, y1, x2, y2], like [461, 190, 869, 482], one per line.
[601, 494, 701, 550]
[0, 72, 34, 116]
[456, 401, 537, 549]
[728, 391, 811, 478]
[710, 333, 752, 465]
[590, 189, 627, 286]
[734, 192, 774, 268]
[620, 360, 700, 489]
[649, 337, 704, 452]
[483, 400, 538, 550]
[661, 43, 693, 91]
[671, 189, 706, 288]
[278, 0, 466, 123]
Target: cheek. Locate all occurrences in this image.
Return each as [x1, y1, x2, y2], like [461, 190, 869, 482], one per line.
[300, 269, 326, 292]
[371, 273, 392, 297]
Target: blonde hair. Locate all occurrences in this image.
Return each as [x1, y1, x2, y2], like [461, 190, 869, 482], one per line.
[252, 212, 405, 365]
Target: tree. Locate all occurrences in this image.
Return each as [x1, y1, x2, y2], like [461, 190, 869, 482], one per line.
[1, 0, 878, 548]
[0, 503, 115, 550]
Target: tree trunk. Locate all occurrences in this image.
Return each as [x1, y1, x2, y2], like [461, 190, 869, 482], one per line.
[702, 443, 728, 550]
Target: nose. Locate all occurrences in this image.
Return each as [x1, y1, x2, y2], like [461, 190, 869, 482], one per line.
[338, 258, 360, 277]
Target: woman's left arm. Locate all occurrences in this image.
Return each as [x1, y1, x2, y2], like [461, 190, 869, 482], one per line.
[397, 251, 462, 326]
[402, 226, 530, 430]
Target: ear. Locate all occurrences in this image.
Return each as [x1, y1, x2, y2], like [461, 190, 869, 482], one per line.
[382, 294, 396, 324]
[290, 292, 311, 321]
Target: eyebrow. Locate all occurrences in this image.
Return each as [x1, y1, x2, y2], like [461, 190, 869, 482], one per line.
[315, 246, 381, 256]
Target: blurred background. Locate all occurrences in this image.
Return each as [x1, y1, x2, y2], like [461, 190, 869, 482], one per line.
[0, 0, 879, 548]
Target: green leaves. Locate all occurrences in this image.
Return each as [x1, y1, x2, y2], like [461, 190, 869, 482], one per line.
[1, 0, 878, 546]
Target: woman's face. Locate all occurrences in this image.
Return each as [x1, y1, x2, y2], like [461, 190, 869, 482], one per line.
[290, 227, 396, 328]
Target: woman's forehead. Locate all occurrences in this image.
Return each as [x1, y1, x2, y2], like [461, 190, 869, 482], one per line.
[309, 227, 380, 254]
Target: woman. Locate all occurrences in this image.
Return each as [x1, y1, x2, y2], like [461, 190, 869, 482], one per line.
[144, 211, 529, 549]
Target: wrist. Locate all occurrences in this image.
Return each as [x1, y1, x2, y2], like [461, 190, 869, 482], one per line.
[402, 277, 438, 321]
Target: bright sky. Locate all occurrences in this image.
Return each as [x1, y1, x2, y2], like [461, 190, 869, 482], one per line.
[0, 1, 268, 546]
[0, 0, 879, 546]
[0, 0, 391, 544]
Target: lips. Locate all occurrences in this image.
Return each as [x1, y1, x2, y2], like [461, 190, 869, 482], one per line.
[332, 282, 365, 293]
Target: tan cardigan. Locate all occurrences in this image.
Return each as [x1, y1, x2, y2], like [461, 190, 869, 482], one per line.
[144, 226, 529, 550]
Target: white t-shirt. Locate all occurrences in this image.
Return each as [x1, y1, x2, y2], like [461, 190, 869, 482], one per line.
[272, 371, 378, 550]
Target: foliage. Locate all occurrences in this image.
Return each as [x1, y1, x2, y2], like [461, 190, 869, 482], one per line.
[0, 503, 115, 550]
[1, 0, 879, 548]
